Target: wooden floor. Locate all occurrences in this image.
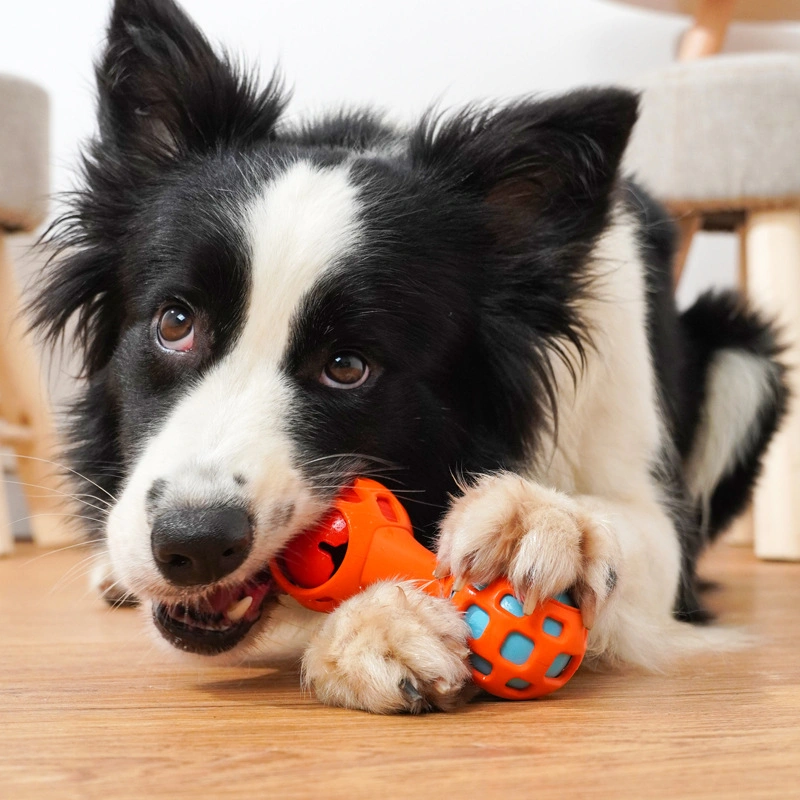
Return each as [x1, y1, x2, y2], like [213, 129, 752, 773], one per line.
[1, 542, 799, 799]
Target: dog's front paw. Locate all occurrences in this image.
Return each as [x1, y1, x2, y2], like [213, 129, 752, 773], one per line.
[437, 473, 619, 629]
[90, 547, 138, 607]
[302, 581, 473, 714]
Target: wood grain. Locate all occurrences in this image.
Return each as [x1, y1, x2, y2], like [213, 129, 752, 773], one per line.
[1, 542, 799, 799]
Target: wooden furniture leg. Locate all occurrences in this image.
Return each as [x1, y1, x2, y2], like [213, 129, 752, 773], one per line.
[724, 223, 755, 546]
[0, 453, 12, 555]
[745, 208, 800, 560]
[673, 213, 702, 289]
[0, 234, 71, 547]
[677, 0, 736, 61]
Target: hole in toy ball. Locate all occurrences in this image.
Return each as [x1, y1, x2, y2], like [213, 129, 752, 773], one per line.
[500, 632, 535, 665]
[505, 678, 531, 691]
[554, 591, 578, 608]
[376, 495, 398, 522]
[464, 604, 490, 639]
[542, 617, 563, 637]
[499, 594, 525, 618]
[469, 654, 493, 675]
[546, 653, 572, 678]
[339, 487, 362, 503]
[318, 541, 348, 575]
[471, 583, 488, 591]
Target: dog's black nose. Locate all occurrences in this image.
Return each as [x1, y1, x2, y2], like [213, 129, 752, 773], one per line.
[151, 506, 253, 586]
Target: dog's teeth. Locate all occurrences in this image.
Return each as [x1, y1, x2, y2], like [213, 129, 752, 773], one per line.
[225, 596, 253, 622]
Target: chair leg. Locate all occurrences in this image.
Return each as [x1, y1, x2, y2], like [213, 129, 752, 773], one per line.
[0, 234, 71, 547]
[723, 223, 755, 547]
[673, 214, 701, 290]
[0, 455, 13, 556]
[744, 209, 800, 560]
[677, 0, 735, 61]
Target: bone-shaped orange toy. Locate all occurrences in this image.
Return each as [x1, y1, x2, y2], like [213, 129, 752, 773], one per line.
[270, 477, 587, 699]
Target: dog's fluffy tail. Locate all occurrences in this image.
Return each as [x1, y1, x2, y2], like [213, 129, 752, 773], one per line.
[586, 605, 753, 673]
[680, 290, 788, 538]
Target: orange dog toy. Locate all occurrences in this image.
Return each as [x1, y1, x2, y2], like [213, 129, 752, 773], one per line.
[270, 478, 587, 699]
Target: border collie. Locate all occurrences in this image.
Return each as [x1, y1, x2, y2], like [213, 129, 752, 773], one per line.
[34, 0, 787, 713]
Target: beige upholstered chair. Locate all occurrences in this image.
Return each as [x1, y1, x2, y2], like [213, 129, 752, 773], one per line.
[625, 53, 800, 560]
[0, 74, 67, 554]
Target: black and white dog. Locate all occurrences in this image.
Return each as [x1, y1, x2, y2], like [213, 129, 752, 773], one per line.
[35, 0, 787, 713]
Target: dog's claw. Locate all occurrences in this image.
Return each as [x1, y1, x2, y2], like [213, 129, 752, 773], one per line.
[522, 592, 538, 616]
[105, 593, 140, 609]
[399, 678, 425, 706]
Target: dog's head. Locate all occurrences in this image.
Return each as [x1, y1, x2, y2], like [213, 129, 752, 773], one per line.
[35, 0, 638, 657]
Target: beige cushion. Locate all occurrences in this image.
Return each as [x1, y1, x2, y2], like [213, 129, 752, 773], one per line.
[624, 54, 800, 209]
[0, 74, 49, 231]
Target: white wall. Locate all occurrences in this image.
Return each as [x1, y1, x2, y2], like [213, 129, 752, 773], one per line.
[5, 0, 682, 196]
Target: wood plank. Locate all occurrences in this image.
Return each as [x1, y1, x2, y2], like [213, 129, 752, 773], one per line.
[1, 542, 798, 799]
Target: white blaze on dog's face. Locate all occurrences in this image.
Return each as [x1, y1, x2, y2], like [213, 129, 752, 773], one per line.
[92, 115, 509, 658]
[106, 161, 364, 650]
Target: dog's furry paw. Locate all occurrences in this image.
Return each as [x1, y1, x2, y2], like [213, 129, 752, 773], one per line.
[90, 547, 138, 607]
[302, 581, 474, 714]
[437, 472, 619, 629]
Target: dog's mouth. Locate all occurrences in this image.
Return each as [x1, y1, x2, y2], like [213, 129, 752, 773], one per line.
[152, 569, 278, 656]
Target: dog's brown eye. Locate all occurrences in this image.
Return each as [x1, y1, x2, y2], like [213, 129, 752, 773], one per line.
[157, 306, 195, 352]
[320, 353, 369, 389]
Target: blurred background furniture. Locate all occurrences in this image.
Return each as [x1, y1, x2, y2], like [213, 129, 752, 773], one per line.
[617, 0, 800, 560]
[612, 1, 800, 60]
[0, 73, 67, 553]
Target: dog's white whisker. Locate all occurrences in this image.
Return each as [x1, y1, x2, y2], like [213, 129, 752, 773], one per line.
[20, 539, 96, 567]
[11, 513, 104, 530]
[2, 479, 113, 515]
[46, 552, 110, 598]
[12, 454, 119, 503]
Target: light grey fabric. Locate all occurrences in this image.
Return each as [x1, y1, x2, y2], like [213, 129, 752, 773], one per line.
[624, 54, 800, 206]
[0, 74, 49, 231]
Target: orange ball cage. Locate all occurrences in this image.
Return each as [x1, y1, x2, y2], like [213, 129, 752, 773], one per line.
[270, 477, 587, 699]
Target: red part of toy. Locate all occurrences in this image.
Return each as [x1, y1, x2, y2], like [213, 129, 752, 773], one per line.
[280, 510, 349, 588]
[270, 478, 587, 699]
[271, 481, 436, 613]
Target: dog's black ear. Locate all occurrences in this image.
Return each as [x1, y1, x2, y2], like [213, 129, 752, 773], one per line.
[98, 0, 286, 162]
[411, 89, 638, 243]
[410, 90, 639, 451]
